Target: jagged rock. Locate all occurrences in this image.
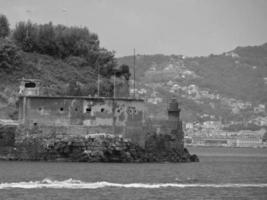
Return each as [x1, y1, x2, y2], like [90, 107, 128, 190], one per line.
[190, 154, 199, 162]
[3, 130, 199, 162]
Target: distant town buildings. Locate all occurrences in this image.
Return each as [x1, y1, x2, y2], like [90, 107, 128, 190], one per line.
[184, 121, 266, 148]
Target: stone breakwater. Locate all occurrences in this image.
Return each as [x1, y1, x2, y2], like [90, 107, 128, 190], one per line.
[13, 134, 198, 162]
[0, 124, 199, 163]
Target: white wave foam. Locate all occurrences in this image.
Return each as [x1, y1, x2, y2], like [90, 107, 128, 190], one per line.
[0, 179, 267, 189]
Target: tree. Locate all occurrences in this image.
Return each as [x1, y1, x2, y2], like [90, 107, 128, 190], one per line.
[0, 14, 10, 38]
[12, 21, 39, 52]
[38, 22, 57, 55]
[0, 38, 22, 71]
[117, 64, 131, 80]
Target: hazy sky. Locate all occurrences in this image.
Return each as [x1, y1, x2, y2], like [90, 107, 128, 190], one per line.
[1, 0, 267, 57]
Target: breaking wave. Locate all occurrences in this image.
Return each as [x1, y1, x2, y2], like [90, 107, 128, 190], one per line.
[0, 178, 267, 189]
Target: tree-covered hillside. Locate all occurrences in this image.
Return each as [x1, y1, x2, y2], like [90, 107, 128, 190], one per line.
[118, 43, 267, 124]
[0, 15, 129, 119]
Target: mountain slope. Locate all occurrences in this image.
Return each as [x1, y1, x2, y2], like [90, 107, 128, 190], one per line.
[118, 43, 267, 125]
[0, 51, 109, 119]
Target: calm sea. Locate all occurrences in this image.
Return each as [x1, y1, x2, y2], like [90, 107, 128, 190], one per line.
[0, 147, 267, 200]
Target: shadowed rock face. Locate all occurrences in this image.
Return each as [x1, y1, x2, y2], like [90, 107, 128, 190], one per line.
[7, 133, 198, 163]
[0, 124, 16, 147]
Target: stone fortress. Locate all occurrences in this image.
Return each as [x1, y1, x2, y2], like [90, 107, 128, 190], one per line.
[0, 78, 198, 162]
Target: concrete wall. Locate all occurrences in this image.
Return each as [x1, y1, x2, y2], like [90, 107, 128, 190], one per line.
[149, 119, 184, 153]
[18, 96, 146, 146]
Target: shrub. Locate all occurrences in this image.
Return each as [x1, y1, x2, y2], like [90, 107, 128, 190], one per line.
[0, 38, 22, 71]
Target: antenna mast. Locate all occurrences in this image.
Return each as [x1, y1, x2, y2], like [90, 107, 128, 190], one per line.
[97, 60, 100, 97]
[113, 71, 116, 98]
[133, 48, 136, 98]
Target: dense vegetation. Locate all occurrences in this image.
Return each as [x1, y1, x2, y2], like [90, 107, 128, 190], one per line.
[0, 38, 22, 71]
[0, 14, 10, 38]
[0, 15, 130, 97]
[11, 21, 118, 78]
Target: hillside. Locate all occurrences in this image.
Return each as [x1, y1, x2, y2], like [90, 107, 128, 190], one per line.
[118, 43, 267, 128]
[0, 19, 129, 119]
[0, 51, 98, 118]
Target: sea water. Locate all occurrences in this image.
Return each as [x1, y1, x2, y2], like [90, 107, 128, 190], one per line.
[0, 147, 267, 200]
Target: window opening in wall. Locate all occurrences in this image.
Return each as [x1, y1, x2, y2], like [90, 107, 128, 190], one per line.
[86, 107, 91, 112]
[60, 107, 64, 111]
[25, 82, 36, 88]
[101, 108, 105, 112]
[33, 122, 38, 126]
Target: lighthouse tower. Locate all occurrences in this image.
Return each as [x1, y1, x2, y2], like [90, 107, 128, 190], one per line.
[167, 98, 184, 153]
[168, 98, 181, 120]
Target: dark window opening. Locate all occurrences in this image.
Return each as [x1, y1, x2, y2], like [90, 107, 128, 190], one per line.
[33, 122, 38, 126]
[86, 107, 91, 112]
[101, 108, 105, 112]
[25, 82, 36, 88]
[75, 108, 78, 111]
[117, 109, 120, 113]
[60, 107, 64, 111]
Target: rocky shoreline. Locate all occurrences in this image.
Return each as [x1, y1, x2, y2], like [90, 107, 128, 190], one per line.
[0, 127, 199, 163]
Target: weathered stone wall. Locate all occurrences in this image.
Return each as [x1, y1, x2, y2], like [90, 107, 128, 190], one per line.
[18, 96, 146, 146]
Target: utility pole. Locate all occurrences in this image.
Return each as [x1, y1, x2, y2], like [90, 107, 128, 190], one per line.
[113, 71, 116, 98]
[97, 60, 100, 97]
[133, 48, 136, 98]
[96, 50, 105, 97]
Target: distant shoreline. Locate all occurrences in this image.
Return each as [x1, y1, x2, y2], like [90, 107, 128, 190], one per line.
[186, 145, 267, 149]
[188, 146, 267, 157]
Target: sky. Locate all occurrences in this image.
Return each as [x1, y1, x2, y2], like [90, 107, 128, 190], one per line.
[1, 0, 267, 57]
